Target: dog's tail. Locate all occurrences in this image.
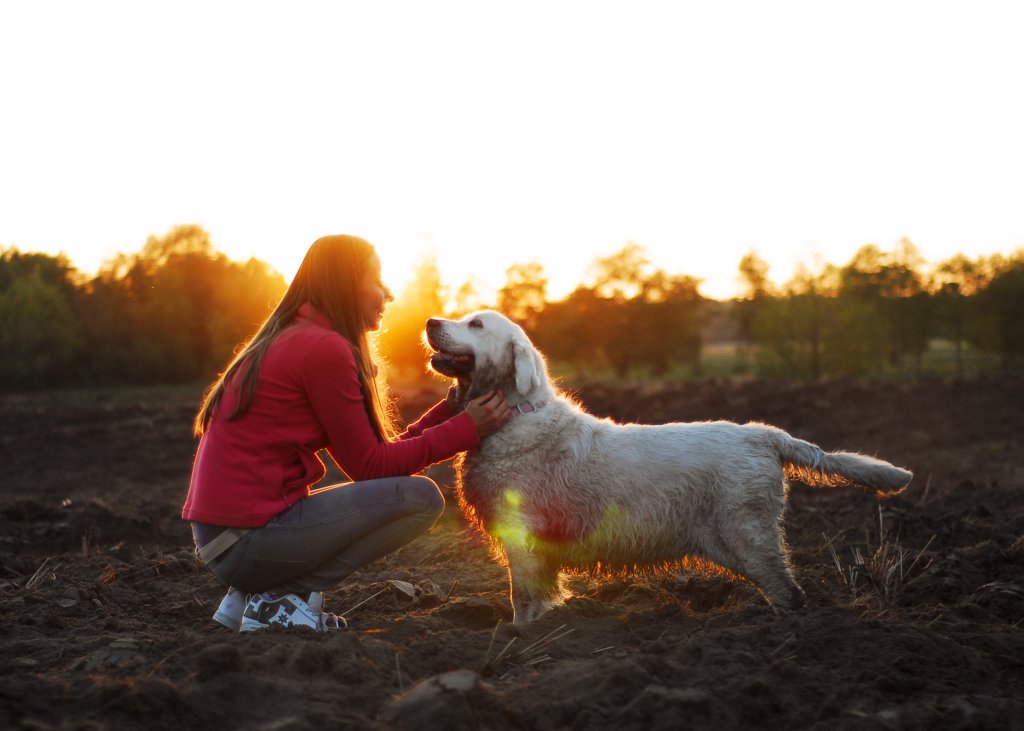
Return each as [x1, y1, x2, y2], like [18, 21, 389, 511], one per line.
[770, 429, 913, 497]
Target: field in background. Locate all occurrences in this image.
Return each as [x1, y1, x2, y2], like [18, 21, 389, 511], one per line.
[545, 338, 1004, 384]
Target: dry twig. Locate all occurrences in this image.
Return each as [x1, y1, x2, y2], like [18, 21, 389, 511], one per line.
[340, 586, 390, 617]
[25, 557, 57, 590]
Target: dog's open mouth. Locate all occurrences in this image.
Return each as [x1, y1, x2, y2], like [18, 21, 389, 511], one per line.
[429, 349, 475, 377]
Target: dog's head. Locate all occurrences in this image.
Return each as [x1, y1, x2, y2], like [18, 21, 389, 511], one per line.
[425, 311, 549, 405]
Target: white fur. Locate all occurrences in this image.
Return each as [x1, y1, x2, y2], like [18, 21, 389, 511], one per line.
[427, 311, 914, 624]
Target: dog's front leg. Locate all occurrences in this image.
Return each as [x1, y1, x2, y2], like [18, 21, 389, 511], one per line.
[504, 546, 562, 625]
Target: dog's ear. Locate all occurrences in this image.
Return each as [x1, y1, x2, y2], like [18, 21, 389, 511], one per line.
[511, 336, 542, 395]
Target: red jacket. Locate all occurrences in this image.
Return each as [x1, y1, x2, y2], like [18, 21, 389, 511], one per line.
[181, 303, 478, 527]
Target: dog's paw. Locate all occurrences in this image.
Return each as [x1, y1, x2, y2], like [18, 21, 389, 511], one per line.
[511, 596, 563, 625]
[769, 585, 806, 612]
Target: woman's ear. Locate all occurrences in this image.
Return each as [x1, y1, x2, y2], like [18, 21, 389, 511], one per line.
[512, 337, 542, 395]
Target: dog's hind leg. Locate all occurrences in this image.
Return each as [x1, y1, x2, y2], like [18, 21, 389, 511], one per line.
[726, 523, 806, 609]
[505, 547, 562, 625]
[719, 486, 806, 609]
[739, 546, 806, 609]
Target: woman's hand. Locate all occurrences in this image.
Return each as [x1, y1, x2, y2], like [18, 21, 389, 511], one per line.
[465, 390, 511, 438]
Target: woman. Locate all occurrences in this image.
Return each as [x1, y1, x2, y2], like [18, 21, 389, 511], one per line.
[182, 235, 509, 632]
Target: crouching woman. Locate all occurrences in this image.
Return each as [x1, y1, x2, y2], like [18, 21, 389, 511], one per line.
[182, 235, 509, 632]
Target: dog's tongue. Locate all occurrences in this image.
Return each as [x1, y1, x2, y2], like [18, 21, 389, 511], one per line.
[433, 351, 471, 364]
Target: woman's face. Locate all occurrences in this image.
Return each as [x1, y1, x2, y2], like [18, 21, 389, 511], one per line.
[358, 254, 393, 331]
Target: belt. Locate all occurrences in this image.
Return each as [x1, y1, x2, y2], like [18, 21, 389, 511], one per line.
[197, 528, 251, 565]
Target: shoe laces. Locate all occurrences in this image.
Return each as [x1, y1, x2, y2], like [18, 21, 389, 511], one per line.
[321, 612, 346, 631]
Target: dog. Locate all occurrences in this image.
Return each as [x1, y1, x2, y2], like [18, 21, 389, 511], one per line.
[426, 311, 913, 624]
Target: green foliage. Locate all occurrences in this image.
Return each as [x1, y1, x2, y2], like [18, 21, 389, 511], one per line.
[531, 245, 705, 379]
[734, 250, 773, 369]
[497, 261, 547, 330]
[751, 264, 836, 380]
[969, 257, 1024, 367]
[0, 270, 83, 387]
[76, 228, 285, 385]
[533, 287, 615, 371]
[834, 241, 929, 374]
[750, 241, 956, 380]
[1, 226, 285, 391]
[0, 249, 80, 297]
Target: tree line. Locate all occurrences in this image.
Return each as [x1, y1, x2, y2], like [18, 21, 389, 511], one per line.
[0, 225, 286, 389]
[733, 238, 1024, 379]
[1, 226, 1021, 391]
[383, 237, 1023, 382]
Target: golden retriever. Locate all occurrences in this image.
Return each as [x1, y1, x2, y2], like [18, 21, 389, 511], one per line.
[427, 311, 913, 624]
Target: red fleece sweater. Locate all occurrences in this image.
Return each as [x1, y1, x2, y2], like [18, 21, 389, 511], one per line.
[181, 303, 478, 528]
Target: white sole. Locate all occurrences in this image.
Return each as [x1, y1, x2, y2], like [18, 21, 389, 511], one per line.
[239, 616, 270, 633]
[212, 609, 242, 632]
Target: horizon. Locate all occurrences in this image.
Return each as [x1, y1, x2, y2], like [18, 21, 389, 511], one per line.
[4, 228, 1021, 305]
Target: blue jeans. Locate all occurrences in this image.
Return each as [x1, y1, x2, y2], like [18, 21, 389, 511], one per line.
[207, 475, 445, 595]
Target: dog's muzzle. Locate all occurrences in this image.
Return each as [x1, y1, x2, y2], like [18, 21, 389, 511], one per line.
[426, 318, 475, 376]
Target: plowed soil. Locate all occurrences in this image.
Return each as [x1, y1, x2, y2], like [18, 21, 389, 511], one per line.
[1, 376, 1022, 730]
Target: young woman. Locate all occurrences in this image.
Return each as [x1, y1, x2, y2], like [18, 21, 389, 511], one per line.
[182, 235, 509, 632]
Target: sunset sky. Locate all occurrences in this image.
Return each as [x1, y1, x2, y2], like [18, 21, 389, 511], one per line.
[2, 1, 1022, 300]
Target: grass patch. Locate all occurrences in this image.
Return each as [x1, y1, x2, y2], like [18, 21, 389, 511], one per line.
[550, 338, 1003, 385]
[823, 506, 935, 610]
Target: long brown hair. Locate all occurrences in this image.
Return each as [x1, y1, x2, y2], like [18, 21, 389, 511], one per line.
[193, 235, 395, 441]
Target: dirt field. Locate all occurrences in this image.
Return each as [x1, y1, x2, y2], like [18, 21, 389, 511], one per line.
[1, 376, 1022, 730]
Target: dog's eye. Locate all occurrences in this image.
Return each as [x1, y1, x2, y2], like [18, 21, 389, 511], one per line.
[469, 319, 484, 329]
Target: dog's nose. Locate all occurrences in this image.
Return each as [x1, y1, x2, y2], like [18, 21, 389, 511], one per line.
[426, 318, 441, 329]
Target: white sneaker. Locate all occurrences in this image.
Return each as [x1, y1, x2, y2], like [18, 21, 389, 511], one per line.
[214, 588, 325, 631]
[213, 588, 247, 631]
[238, 592, 344, 633]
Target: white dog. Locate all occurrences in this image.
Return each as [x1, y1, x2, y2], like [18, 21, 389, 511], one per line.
[426, 311, 913, 624]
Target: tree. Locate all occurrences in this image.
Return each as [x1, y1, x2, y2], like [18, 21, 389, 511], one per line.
[532, 286, 607, 373]
[0, 271, 83, 388]
[0, 250, 84, 389]
[451, 277, 487, 316]
[77, 226, 285, 384]
[753, 263, 837, 380]
[633, 270, 704, 376]
[970, 255, 1024, 367]
[497, 261, 547, 330]
[379, 256, 446, 376]
[139, 223, 215, 266]
[735, 251, 773, 370]
[0, 248, 81, 298]
[932, 253, 991, 376]
[535, 245, 704, 379]
[833, 241, 928, 375]
[589, 242, 651, 300]
[210, 257, 287, 363]
[78, 268, 141, 383]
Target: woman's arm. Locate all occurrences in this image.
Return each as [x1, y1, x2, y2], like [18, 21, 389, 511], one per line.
[301, 335, 480, 481]
[398, 398, 456, 440]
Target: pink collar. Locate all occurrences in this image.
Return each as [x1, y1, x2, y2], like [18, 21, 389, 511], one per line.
[511, 400, 547, 416]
